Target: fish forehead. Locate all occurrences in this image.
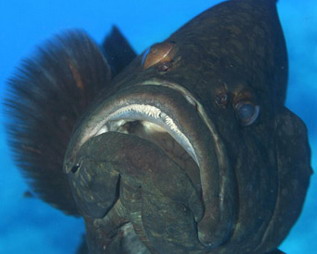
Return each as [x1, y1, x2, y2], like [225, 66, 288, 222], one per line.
[176, 2, 284, 93]
[113, 0, 287, 111]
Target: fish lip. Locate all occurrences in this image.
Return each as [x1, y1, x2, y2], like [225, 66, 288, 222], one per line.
[64, 79, 236, 248]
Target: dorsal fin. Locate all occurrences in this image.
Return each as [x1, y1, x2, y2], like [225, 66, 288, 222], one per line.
[102, 26, 137, 76]
[5, 30, 111, 215]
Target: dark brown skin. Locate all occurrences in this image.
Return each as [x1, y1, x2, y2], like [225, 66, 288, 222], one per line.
[5, 0, 312, 253]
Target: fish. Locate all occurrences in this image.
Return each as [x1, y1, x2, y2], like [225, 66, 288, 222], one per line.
[4, 0, 313, 253]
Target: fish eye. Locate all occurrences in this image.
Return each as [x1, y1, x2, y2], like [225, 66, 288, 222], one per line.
[234, 101, 260, 126]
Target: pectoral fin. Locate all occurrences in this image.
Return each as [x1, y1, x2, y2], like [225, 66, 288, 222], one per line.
[5, 31, 111, 215]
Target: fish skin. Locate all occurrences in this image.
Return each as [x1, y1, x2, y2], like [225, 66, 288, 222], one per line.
[4, 0, 312, 253]
[65, 0, 312, 253]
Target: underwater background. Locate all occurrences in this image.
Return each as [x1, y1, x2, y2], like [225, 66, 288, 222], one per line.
[0, 0, 316, 253]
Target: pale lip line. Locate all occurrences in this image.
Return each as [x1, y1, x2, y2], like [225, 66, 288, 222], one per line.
[139, 78, 227, 186]
[139, 79, 232, 246]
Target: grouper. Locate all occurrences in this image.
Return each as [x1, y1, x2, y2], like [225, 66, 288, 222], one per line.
[5, 0, 313, 253]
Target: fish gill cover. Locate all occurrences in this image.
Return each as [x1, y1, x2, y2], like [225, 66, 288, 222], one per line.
[0, 0, 316, 253]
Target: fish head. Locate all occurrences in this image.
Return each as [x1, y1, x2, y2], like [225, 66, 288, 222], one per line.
[64, 0, 312, 253]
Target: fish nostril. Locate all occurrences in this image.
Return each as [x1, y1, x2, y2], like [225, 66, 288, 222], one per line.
[157, 61, 173, 72]
[215, 93, 229, 107]
[71, 163, 81, 173]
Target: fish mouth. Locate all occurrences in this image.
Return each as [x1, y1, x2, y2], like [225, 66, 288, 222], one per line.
[92, 97, 201, 188]
[67, 80, 203, 174]
[98, 105, 201, 183]
[65, 79, 236, 248]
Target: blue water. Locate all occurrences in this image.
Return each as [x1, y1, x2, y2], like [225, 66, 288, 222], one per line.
[0, 0, 316, 253]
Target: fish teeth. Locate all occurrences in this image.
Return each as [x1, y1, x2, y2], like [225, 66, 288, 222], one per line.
[160, 112, 180, 134]
[107, 104, 182, 137]
[101, 104, 198, 165]
[109, 104, 161, 119]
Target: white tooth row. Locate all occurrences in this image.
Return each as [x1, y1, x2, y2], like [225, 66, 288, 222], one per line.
[106, 104, 180, 134]
[96, 104, 198, 165]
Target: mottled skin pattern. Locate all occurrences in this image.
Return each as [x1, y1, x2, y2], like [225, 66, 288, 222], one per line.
[63, 0, 312, 253]
[5, 0, 312, 254]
